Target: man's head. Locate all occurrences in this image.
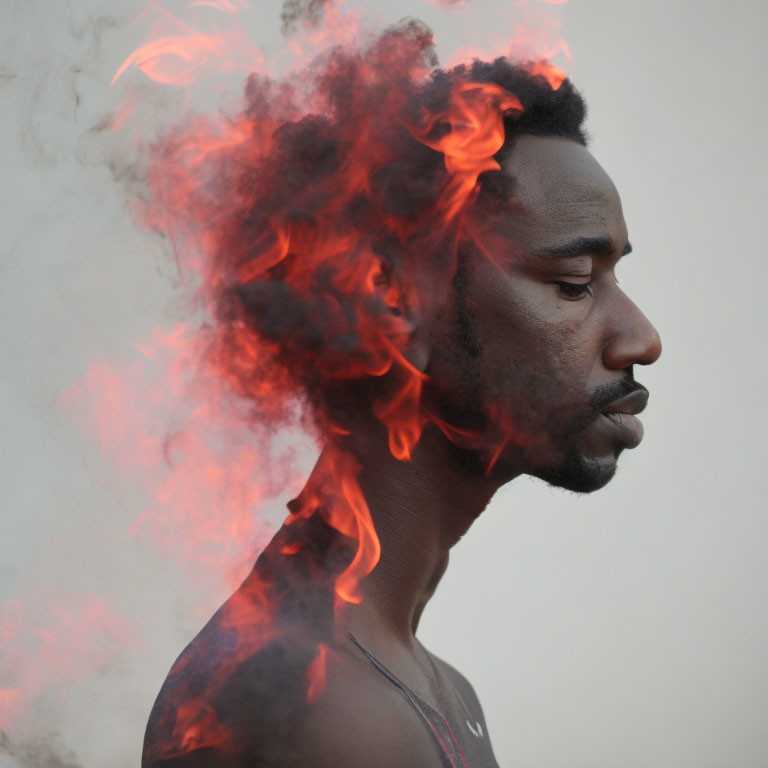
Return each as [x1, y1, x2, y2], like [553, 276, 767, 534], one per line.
[163, 27, 660, 494]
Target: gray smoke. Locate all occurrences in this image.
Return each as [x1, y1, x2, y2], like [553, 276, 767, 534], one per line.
[0, 732, 83, 768]
[280, 0, 333, 35]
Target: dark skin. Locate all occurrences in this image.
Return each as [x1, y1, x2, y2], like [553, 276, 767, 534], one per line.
[143, 135, 662, 768]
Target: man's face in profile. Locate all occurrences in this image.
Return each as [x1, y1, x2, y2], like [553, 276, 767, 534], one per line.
[426, 135, 662, 492]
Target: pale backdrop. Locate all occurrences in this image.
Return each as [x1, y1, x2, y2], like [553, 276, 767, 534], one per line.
[1, 1, 767, 766]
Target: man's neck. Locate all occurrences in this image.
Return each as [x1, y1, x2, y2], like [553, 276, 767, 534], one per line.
[333, 423, 511, 648]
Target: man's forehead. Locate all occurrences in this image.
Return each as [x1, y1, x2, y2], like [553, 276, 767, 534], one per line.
[500, 135, 625, 240]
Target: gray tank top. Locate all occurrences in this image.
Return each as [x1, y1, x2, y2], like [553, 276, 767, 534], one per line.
[348, 634, 499, 768]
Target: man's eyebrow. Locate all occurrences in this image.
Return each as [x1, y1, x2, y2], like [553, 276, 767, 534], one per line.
[533, 236, 633, 259]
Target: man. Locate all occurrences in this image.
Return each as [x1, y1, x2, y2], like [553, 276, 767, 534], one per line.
[141, 34, 661, 768]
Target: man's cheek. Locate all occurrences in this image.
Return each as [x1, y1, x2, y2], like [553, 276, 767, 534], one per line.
[514, 368, 590, 442]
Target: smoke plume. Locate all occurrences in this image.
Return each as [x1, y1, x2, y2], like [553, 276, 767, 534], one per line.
[280, 0, 334, 35]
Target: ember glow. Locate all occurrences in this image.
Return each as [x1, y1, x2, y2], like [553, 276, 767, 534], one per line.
[3, 0, 575, 761]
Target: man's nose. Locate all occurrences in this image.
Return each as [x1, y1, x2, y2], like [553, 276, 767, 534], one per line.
[602, 294, 662, 370]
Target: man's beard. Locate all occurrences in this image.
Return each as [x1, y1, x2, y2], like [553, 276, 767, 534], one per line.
[424, 353, 648, 493]
[535, 449, 618, 494]
[535, 372, 648, 494]
[424, 288, 648, 493]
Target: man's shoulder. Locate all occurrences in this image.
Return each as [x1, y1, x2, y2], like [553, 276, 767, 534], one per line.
[143, 618, 442, 768]
[427, 647, 489, 721]
[430, 652, 479, 695]
[287, 644, 445, 768]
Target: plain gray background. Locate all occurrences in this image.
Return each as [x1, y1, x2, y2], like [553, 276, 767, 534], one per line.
[1, 1, 767, 766]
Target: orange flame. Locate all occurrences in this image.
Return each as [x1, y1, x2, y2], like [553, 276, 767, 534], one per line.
[171, 699, 233, 753]
[526, 59, 567, 90]
[412, 82, 523, 221]
[287, 450, 381, 605]
[306, 643, 329, 703]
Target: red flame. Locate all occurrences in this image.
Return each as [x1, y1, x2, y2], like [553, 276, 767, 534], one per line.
[526, 58, 567, 90]
[306, 643, 329, 703]
[412, 82, 523, 220]
[171, 699, 233, 753]
[15, 1, 577, 760]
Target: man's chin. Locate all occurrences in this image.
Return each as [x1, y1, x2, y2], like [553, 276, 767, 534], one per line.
[533, 453, 618, 494]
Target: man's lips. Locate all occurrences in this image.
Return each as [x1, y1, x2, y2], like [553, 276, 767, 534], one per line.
[598, 388, 649, 449]
[600, 387, 649, 417]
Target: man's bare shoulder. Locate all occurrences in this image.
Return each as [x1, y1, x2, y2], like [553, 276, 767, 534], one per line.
[143, 617, 443, 768]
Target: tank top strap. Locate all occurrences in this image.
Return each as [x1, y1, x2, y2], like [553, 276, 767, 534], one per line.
[348, 633, 469, 768]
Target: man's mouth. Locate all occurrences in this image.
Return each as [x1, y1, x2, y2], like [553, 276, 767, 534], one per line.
[600, 388, 649, 417]
[598, 388, 649, 449]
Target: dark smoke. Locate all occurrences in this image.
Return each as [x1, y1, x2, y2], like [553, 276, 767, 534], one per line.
[0, 731, 84, 768]
[280, 0, 333, 35]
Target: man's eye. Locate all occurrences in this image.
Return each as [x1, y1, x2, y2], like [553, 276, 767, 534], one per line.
[555, 281, 593, 300]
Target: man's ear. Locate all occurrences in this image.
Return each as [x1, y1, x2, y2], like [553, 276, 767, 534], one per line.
[369, 256, 430, 374]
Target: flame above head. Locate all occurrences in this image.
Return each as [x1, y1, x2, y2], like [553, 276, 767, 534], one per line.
[526, 59, 567, 90]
